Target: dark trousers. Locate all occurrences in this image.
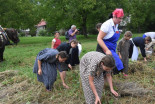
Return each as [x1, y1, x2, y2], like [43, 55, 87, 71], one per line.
[129, 40, 133, 58]
[70, 46, 79, 66]
[0, 46, 5, 61]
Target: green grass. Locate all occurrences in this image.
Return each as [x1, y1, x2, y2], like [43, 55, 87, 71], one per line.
[0, 34, 154, 104]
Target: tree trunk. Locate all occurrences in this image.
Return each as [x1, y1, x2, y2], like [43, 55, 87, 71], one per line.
[138, 26, 141, 33]
[81, 10, 87, 37]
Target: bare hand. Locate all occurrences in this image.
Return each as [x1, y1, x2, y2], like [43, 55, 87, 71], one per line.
[63, 83, 69, 89]
[75, 29, 78, 33]
[111, 89, 119, 97]
[38, 69, 42, 75]
[95, 96, 101, 104]
[105, 50, 112, 55]
[68, 64, 72, 70]
[119, 55, 122, 59]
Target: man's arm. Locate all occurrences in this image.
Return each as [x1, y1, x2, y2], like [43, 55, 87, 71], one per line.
[97, 30, 111, 55]
[70, 29, 78, 36]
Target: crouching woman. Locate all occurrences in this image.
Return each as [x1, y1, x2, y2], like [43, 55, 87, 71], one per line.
[33, 48, 68, 91]
[80, 51, 118, 104]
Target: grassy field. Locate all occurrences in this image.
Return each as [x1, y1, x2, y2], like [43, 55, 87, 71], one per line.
[0, 34, 154, 104]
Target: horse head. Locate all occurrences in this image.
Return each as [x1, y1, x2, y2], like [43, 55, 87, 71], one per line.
[0, 27, 20, 62]
[5, 28, 20, 44]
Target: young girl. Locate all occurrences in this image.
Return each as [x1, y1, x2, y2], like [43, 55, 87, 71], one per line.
[80, 51, 118, 104]
[51, 31, 61, 49]
[117, 31, 133, 76]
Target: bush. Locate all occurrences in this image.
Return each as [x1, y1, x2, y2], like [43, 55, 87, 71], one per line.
[18, 32, 25, 37]
[29, 28, 36, 37]
[38, 29, 49, 36]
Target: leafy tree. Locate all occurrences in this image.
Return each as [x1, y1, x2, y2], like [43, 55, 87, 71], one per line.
[0, 0, 40, 30]
[128, 0, 151, 32]
[39, 0, 130, 36]
[144, 0, 155, 31]
[2, 0, 153, 36]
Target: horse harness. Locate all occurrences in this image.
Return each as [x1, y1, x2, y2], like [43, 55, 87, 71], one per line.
[0, 27, 10, 43]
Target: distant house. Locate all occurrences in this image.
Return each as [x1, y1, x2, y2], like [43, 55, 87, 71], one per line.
[23, 28, 30, 37]
[19, 28, 30, 37]
[36, 19, 46, 35]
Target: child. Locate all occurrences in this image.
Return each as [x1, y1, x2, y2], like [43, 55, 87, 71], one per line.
[51, 31, 61, 49]
[117, 31, 133, 76]
[80, 51, 118, 104]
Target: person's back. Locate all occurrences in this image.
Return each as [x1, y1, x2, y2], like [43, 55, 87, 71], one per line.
[133, 37, 145, 47]
[56, 42, 71, 54]
[132, 37, 146, 58]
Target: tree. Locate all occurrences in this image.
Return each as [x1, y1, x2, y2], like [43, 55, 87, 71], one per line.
[144, 0, 155, 31]
[128, 0, 151, 32]
[0, 0, 40, 29]
[39, 0, 130, 36]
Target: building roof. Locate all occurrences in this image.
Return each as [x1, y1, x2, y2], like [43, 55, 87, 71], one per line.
[37, 19, 46, 27]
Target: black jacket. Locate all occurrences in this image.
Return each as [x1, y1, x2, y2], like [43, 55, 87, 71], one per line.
[132, 37, 146, 57]
[57, 42, 71, 54]
[56, 42, 79, 66]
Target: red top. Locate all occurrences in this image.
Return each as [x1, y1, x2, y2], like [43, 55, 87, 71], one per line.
[53, 38, 61, 49]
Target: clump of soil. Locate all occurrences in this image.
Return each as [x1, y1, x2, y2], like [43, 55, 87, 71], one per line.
[115, 82, 149, 97]
[0, 70, 18, 82]
[128, 61, 144, 73]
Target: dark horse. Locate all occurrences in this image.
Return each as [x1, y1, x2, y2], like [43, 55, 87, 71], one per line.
[0, 26, 19, 62]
